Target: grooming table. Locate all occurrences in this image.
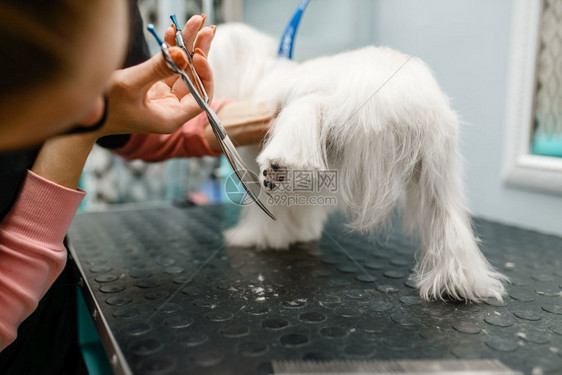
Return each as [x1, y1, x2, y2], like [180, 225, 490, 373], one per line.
[68, 204, 562, 375]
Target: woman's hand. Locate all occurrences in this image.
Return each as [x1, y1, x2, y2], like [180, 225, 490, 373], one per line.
[32, 16, 215, 190]
[205, 101, 278, 152]
[98, 15, 215, 137]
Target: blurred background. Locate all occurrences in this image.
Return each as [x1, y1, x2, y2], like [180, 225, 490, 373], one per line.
[80, 0, 562, 237]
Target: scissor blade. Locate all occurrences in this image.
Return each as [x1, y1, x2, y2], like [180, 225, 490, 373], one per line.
[176, 70, 213, 116]
[174, 33, 209, 103]
[220, 137, 276, 220]
[187, 63, 209, 103]
[157, 41, 274, 220]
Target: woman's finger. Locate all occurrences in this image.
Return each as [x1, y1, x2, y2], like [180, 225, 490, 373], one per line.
[172, 46, 213, 101]
[169, 26, 215, 99]
[182, 14, 206, 53]
[193, 25, 215, 59]
[164, 25, 177, 46]
[117, 46, 187, 94]
[191, 48, 213, 101]
[162, 26, 180, 87]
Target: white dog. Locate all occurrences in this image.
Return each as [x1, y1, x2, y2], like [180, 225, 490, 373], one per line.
[208, 24, 507, 302]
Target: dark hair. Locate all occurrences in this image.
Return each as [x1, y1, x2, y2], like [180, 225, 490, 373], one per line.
[0, 0, 98, 97]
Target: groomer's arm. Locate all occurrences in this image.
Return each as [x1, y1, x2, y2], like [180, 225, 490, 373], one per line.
[113, 100, 276, 161]
[0, 133, 91, 350]
[32, 133, 97, 189]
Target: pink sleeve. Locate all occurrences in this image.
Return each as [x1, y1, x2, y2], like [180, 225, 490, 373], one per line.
[114, 99, 232, 162]
[0, 171, 85, 351]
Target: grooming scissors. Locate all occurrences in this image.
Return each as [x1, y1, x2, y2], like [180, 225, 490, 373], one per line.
[170, 14, 209, 104]
[146, 22, 276, 220]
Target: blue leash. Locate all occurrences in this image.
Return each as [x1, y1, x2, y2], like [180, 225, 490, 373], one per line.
[277, 0, 312, 59]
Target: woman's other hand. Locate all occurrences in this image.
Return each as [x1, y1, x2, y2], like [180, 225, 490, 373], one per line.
[205, 101, 278, 151]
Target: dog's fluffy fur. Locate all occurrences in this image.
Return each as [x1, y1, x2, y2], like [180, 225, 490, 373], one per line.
[209, 24, 507, 302]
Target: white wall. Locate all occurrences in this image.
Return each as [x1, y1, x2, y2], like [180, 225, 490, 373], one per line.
[242, 0, 562, 236]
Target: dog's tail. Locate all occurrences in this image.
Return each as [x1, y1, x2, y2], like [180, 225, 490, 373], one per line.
[327, 51, 438, 233]
[333, 93, 427, 233]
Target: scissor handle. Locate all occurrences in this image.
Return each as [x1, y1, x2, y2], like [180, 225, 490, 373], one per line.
[146, 24, 164, 45]
[170, 14, 181, 31]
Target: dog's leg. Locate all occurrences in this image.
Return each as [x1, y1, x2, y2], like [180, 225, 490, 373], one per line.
[257, 96, 327, 174]
[224, 203, 291, 249]
[225, 96, 334, 250]
[224, 202, 330, 250]
[405, 115, 507, 302]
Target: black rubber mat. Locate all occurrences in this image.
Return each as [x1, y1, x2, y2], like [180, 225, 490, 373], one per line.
[68, 204, 562, 375]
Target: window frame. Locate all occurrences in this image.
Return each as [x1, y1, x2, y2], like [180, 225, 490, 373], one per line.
[503, 0, 562, 195]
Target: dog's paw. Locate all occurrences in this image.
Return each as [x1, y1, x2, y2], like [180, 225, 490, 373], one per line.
[223, 226, 257, 248]
[261, 162, 289, 191]
[258, 146, 325, 191]
[223, 224, 293, 250]
[414, 259, 508, 303]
